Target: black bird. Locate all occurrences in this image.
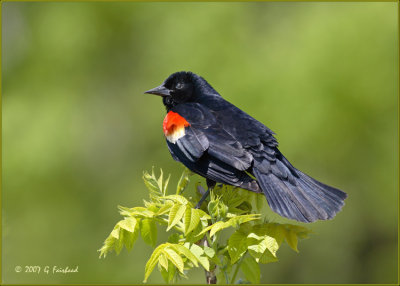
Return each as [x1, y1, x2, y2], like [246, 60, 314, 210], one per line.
[145, 71, 347, 223]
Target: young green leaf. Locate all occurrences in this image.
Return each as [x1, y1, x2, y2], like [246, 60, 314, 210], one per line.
[199, 214, 260, 237]
[114, 228, 125, 255]
[249, 227, 280, 256]
[160, 259, 176, 283]
[284, 228, 299, 252]
[163, 247, 184, 274]
[184, 220, 206, 243]
[164, 195, 189, 205]
[124, 221, 140, 251]
[170, 244, 199, 267]
[241, 255, 260, 284]
[156, 201, 173, 216]
[140, 219, 157, 247]
[189, 244, 210, 271]
[98, 235, 117, 258]
[203, 246, 216, 258]
[119, 206, 154, 218]
[227, 214, 260, 228]
[144, 244, 166, 282]
[197, 208, 212, 220]
[158, 253, 169, 271]
[184, 207, 201, 235]
[118, 217, 137, 232]
[247, 232, 279, 258]
[266, 223, 286, 246]
[167, 203, 186, 231]
[257, 249, 278, 264]
[176, 169, 190, 194]
[228, 230, 248, 263]
[111, 227, 120, 239]
[143, 170, 161, 196]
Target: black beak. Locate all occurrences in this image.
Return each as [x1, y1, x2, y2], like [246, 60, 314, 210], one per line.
[144, 84, 170, 97]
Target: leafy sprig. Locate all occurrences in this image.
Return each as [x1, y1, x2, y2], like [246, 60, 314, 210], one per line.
[99, 168, 311, 284]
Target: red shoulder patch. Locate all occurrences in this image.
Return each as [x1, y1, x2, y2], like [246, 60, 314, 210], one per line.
[163, 111, 191, 136]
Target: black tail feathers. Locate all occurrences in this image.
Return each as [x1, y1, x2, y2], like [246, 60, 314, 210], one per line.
[253, 158, 347, 223]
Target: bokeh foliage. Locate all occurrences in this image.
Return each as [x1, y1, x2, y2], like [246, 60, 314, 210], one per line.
[2, 2, 398, 284]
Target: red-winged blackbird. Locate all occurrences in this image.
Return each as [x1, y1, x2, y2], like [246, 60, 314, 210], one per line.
[145, 71, 347, 223]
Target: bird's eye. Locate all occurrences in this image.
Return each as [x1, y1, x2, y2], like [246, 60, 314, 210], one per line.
[176, 83, 184, 89]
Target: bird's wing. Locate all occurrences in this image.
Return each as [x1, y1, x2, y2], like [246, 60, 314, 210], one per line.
[169, 103, 254, 171]
[197, 96, 347, 222]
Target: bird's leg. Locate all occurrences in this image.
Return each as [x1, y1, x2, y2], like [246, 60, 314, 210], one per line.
[195, 179, 216, 209]
[195, 188, 211, 209]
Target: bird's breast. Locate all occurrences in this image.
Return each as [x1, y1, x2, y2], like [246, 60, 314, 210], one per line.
[163, 111, 191, 144]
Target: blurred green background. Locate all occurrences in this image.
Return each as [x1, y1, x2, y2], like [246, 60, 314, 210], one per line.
[2, 2, 398, 284]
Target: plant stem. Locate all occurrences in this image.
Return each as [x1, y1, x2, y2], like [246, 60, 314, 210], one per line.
[230, 252, 246, 284]
[201, 236, 217, 284]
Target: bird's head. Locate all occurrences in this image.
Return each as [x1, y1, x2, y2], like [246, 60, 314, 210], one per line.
[145, 71, 217, 110]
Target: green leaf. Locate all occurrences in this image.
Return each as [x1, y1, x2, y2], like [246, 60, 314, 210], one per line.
[189, 243, 210, 271]
[164, 247, 184, 274]
[258, 249, 278, 264]
[99, 218, 140, 258]
[226, 191, 247, 209]
[170, 244, 199, 267]
[241, 255, 260, 284]
[203, 246, 215, 258]
[228, 230, 248, 263]
[119, 206, 154, 218]
[118, 217, 137, 232]
[163, 174, 171, 195]
[197, 208, 212, 220]
[167, 203, 186, 231]
[249, 224, 280, 256]
[227, 214, 260, 228]
[247, 235, 267, 255]
[285, 224, 311, 237]
[198, 214, 260, 237]
[264, 235, 279, 257]
[156, 201, 173, 216]
[140, 219, 157, 247]
[247, 233, 279, 259]
[185, 220, 206, 243]
[158, 253, 168, 271]
[209, 221, 226, 237]
[143, 168, 170, 201]
[164, 195, 189, 205]
[111, 227, 120, 239]
[144, 244, 166, 282]
[123, 220, 140, 251]
[184, 207, 201, 235]
[285, 228, 299, 252]
[176, 169, 190, 194]
[267, 223, 286, 246]
[114, 228, 124, 255]
[143, 169, 162, 195]
[197, 221, 220, 237]
[98, 235, 117, 258]
[157, 168, 164, 194]
[160, 259, 176, 283]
